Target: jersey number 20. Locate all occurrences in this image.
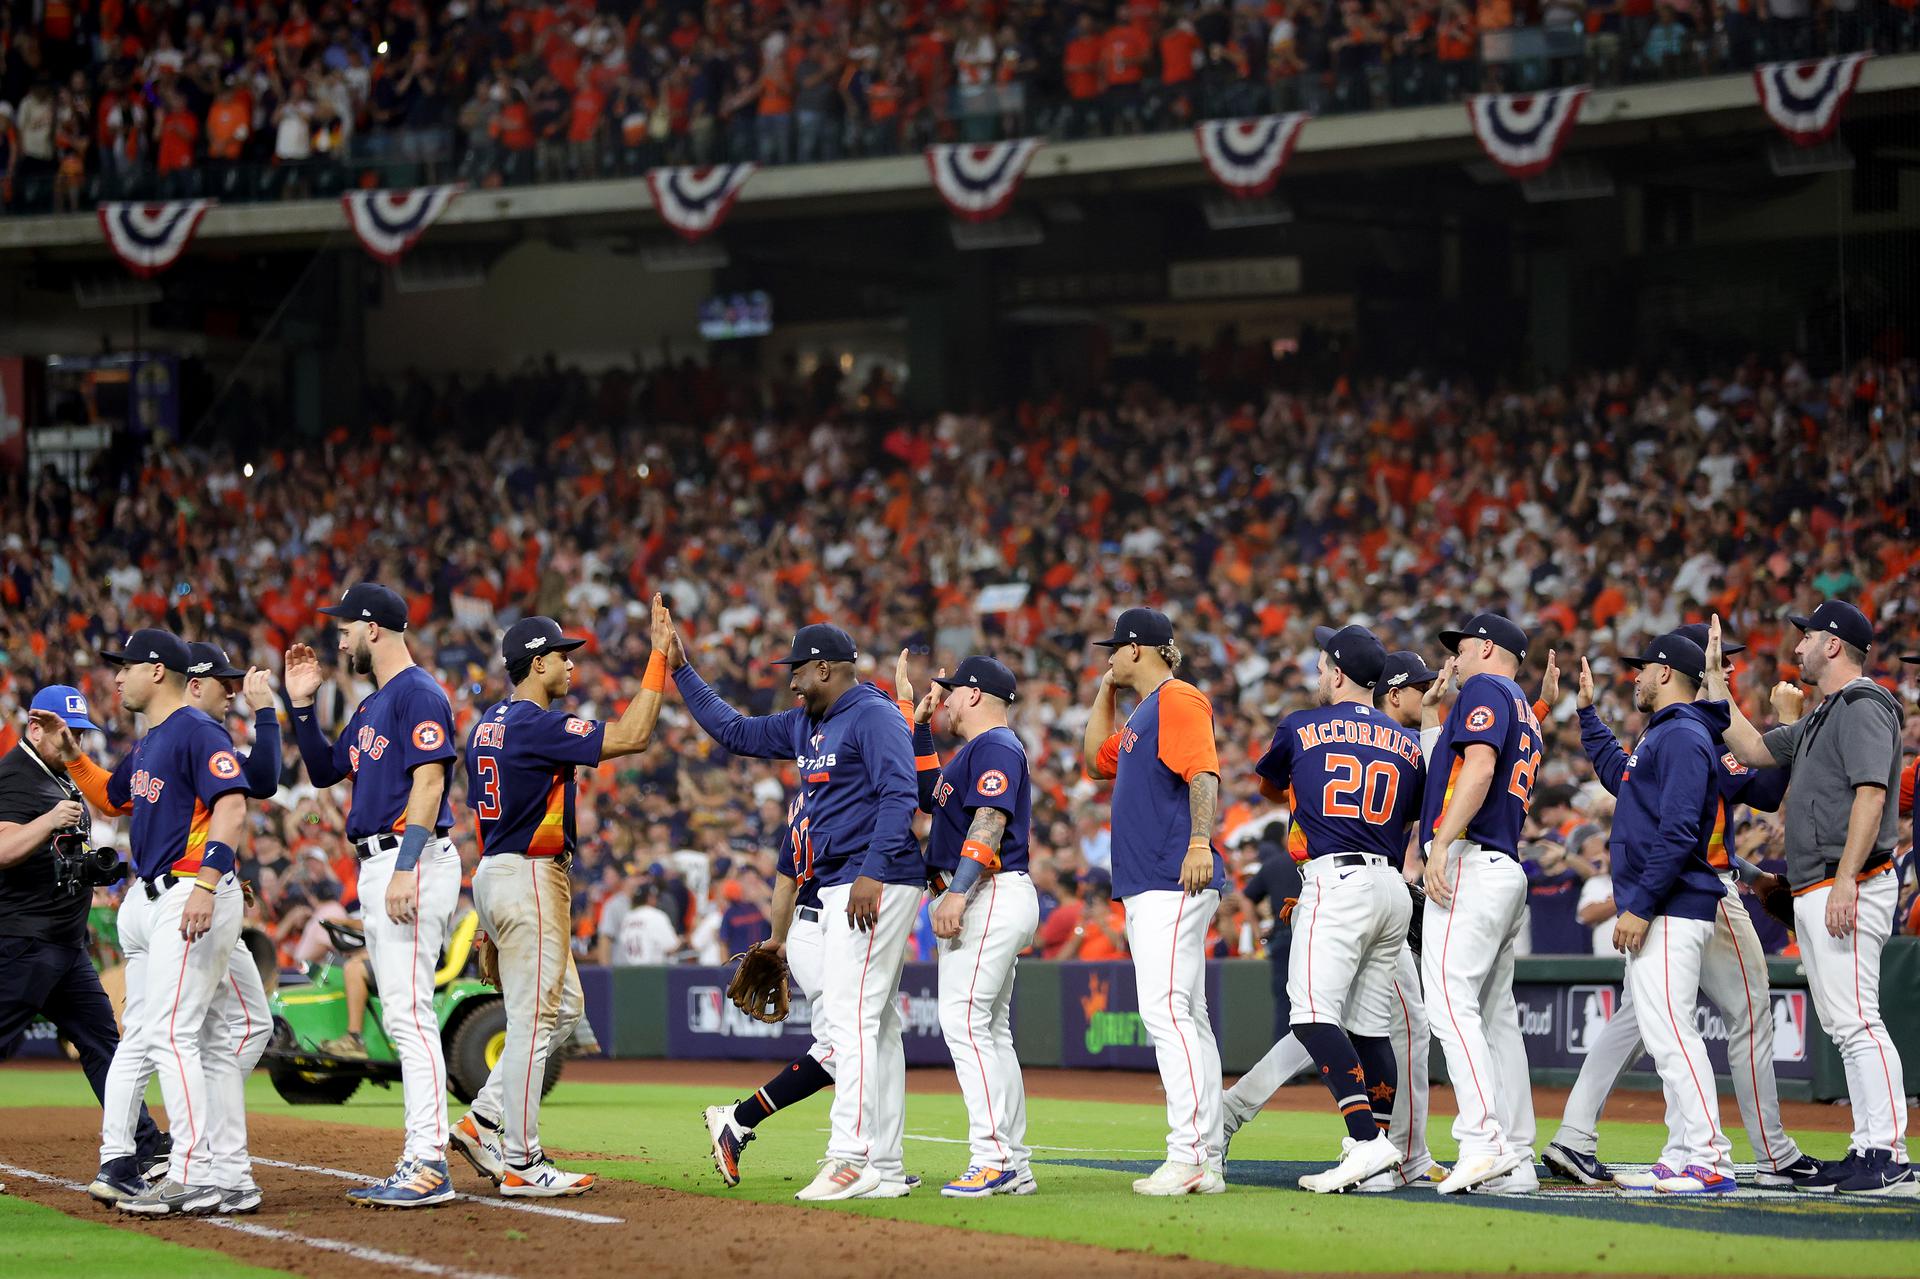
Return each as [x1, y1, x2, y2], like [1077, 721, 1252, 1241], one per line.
[1322, 754, 1401, 824]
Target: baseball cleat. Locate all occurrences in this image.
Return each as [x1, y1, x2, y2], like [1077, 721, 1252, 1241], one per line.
[796, 1158, 881, 1202]
[139, 1136, 172, 1184]
[357, 1159, 456, 1208]
[217, 1184, 263, 1214]
[502, 1157, 595, 1198]
[117, 1179, 222, 1216]
[1470, 1162, 1541, 1196]
[346, 1159, 410, 1203]
[860, 1178, 914, 1199]
[703, 1104, 754, 1188]
[1613, 1162, 1681, 1191]
[1132, 1160, 1221, 1196]
[1834, 1149, 1918, 1197]
[1436, 1148, 1527, 1196]
[941, 1166, 1020, 1197]
[904, 1174, 922, 1190]
[1656, 1165, 1738, 1195]
[1753, 1154, 1825, 1188]
[452, 1112, 506, 1184]
[1299, 1134, 1404, 1195]
[1794, 1151, 1861, 1194]
[88, 1158, 147, 1205]
[1356, 1158, 1445, 1194]
[1543, 1143, 1613, 1185]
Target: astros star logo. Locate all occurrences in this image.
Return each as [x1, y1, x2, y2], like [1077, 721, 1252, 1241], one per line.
[1348, 1064, 1367, 1085]
[1368, 1081, 1396, 1103]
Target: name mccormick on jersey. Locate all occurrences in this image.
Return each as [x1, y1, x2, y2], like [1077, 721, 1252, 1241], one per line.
[1292, 716, 1424, 766]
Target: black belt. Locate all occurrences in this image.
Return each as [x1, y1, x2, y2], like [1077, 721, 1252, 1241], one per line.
[141, 873, 178, 901]
[1326, 853, 1386, 868]
[795, 905, 821, 923]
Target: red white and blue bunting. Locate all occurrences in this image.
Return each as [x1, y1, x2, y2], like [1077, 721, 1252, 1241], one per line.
[1194, 114, 1312, 197]
[342, 185, 465, 264]
[1754, 53, 1871, 147]
[646, 165, 757, 242]
[96, 200, 215, 277]
[925, 139, 1043, 223]
[1465, 87, 1589, 179]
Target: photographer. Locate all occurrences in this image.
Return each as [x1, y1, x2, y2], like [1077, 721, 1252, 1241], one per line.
[0, 686, 167, 1177]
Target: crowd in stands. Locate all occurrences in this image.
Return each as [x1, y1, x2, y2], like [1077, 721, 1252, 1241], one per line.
[3, 347, 1919, 977]
[0, 0, 1908, 214]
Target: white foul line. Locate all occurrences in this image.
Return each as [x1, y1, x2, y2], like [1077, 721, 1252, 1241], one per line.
[0, 1162, 516, 1279]
[834, 1129, 1165, 1155]
[250, 1156, 623, 1225]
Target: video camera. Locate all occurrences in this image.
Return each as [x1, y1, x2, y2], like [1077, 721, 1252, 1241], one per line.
[51, 829, 125, 896]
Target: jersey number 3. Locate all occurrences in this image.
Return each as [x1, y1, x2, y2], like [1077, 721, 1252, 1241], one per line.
[475, 757, 502, 820]
[1322, 754, 1401, 824]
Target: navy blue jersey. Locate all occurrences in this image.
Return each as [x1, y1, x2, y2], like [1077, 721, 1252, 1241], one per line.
[463, 699, 606, 858]
[1255, 702, 1424, 865]
[920, 725, 1032, 875]
[1419, 672, 1542, 858]
[290, 665, 455, 838]
[108, 707, 248, 880]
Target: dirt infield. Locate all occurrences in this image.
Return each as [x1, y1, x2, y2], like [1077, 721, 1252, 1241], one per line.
[567, 1060, 1860, 1133]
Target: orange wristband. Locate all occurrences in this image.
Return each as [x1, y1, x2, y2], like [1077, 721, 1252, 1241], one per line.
[961, 839, 1001, 872]
[643, 651, 667, 693]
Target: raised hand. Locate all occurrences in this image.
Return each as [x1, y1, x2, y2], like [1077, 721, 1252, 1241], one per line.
[894, 648, 914, 707]
[914, 671, 943, 725]
[243, 667, 274, 713]
[1539, 650, 1560, 707]
[1770, 682, 1805, 724]
[283, 643, 323, 707]
[1577, 657, 1595, 709]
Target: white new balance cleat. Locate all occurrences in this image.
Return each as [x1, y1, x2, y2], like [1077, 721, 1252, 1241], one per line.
[1436, 1149, 1527, 1196]
[451, 1112, 506, 1184]
[500, 1156, 595, 1198]
[796, 1158, 881, 1202]
[1131, 1160, 1220, 1196]
[1299, 1134, 1404, 1194]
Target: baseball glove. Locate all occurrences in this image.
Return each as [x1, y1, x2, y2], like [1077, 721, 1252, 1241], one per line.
[727, 944, 791, 1024]
[1405, 881, 1428, 958]
[476, 933, 500, 988]
[1751, 873, 1796, 933]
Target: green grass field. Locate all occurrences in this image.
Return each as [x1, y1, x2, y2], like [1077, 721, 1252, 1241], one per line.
[0, 1191, 287, 1278]
[4, 1066, 1916, 1277]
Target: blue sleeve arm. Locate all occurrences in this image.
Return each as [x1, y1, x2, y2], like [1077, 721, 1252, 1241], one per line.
[1617, 734, 1710, 920]
[913, 720, 940, 813]
[287, 704, 348, 788]
[1578, 705, 1629, 794]
[671, 665, 798, 760]
[1732, 764, 1790, 814]
[860, 706, 920, 881]
[241, 709, 281, 799]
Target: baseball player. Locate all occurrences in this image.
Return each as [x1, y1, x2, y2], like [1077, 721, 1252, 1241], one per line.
[449, 606, 668, 1198]
[1082, 607, 1228, 1196]
[903, 654, 1040, 1198]
[1420, 612, 1542, 1195]
[81, 630, 250, 1215]
[665, 610, 924, 1202]
[285, 583, 461, 1207]
[1707, 604, 1913, 1196]
[1248, 626, 1422, 1193]
[1223, 649, 1447, 1191]
[56, 642, 278, 1214]
[1542, 622, 1820, 1189]
[1569, 633, 1737, 1194]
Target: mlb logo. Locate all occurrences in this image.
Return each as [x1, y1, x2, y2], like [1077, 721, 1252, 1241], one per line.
[1772, 991, 1808, 1063]
[688, 987, 726, 1034]
[1567, 986, 1617, 1055]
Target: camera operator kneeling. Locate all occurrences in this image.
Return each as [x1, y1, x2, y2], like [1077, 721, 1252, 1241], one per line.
[0, 686, 168, 1178]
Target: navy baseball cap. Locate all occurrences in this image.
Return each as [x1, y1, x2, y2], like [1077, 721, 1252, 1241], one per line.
[1093, 607, 1173, 649]
[1379, 650, 1440, 692]
[30, 685, 101, 732]
[1623, 632, 1708, 682]
[319, 582, 410, 631]
[772, 623, 858, 665]
[1439, 612, 1529, 662]
[934, 655, 1019, 703]
[1674, 622, 1744, 657]
[501, 615, 587, 665]
[1903, 654, 1919, 665]
[1787, 600, 1874, 652]
[99, 628, 194, 673]
[186, 642, 245, 681]
[1313, 624, 1387, 689]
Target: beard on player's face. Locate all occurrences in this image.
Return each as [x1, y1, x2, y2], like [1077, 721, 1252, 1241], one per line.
[1315, 661, 1334, 706]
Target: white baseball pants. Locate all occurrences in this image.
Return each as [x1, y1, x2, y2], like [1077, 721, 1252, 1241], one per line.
[360, 839, 462, 1164]
[1795, 869, 1907, 1160]
[938, 872, 1040, 1174]
[471, 851, 574, 1168]
[1625, 915, 1734, 1176]
[784, 906, 836, 1074]
[1125, 888, 1224, 1167]
[1551, 882, 1802, 1170]
[819, 880, 919, 1179]
[1421, 844, 1534, 1161]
